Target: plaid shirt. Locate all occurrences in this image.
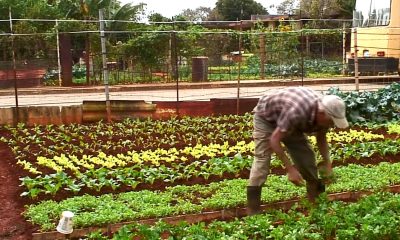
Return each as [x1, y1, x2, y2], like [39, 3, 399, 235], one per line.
[253, 87, 322, 133]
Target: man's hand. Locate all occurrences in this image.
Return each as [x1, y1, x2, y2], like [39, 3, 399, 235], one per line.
[318, 161, 334, 184]
[287, 165, 305, 186]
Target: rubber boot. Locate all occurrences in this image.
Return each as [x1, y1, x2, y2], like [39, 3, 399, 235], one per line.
[247, 186, 262, 215]
[306, 180, 325, 203]
[317, 180, 326, 193]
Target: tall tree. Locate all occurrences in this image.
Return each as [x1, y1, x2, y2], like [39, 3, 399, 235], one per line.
[180, 7, 212, 22]
[298, 0, 355, 19]
[56, 0, 143, 84]
[215, 0, 268, 21]
[107, 2, 144, 43]
[148, 13, 170, 23]
[0, 0, 59, 60]
[207, 8, 223, 21]
[122, 25, 170, 78]
[334, 0, 356, 19]
[276, 0, 299, 15]
[276, 0, 355, 19]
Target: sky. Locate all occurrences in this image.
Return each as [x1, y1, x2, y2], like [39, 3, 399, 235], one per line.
[120, 0, 285, 18]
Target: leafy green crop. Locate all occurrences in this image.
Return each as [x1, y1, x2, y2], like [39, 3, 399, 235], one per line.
[14, 129, 400, 198]
[328, 82, 400, 123]
[24, 162, 400, 231]
[84, 192, 400, 239]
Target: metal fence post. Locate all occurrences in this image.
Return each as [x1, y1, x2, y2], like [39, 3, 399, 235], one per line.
[342, 22, 346, 76]
[9, 7, 19, 125]
[99, 9, 111, 122]
[237, 20, 242, 115]
[353, 27, 359, 91]
[56, 20, 62, 86]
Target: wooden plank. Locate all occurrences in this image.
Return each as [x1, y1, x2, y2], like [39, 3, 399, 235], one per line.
[32, 226, 108, 240]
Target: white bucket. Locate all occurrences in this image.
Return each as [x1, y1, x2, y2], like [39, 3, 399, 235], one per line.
[56, 211, 74, 234]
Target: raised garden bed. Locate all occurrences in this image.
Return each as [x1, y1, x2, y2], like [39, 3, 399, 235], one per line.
[1, 114, 400, 239]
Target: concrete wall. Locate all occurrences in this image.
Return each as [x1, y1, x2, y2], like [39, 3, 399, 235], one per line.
[0, 105, 82, 126]
[0, 98, 259, 126]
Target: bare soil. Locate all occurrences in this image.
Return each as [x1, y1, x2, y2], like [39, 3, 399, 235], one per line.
[0, 142, 33, 240]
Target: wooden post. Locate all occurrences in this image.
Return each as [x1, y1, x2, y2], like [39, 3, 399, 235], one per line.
[259, 34, 266, 79]
[59, 33, 73, 87]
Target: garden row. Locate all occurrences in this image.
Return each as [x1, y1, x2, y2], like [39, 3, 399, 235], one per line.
[26, 162, 400, 231]
[1, 109, 400, 201]
[85, 191, 400, 239]
[2, 84, 400, 238]
[1, 115, 399, 200]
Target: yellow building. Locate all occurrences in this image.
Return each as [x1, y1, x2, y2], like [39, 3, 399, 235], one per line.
[349, 0, 400, 74]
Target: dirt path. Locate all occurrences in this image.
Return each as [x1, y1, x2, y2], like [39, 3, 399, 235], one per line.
[0, 142, 33, 240]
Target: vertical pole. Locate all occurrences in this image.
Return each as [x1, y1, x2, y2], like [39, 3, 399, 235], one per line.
[342, 22, 346, 75]
[85, 31, 91, 85]
[168, 30, 172, 80]
[56, 20, 62, 86]
[173, 28, 179, 82]
[99, 9, 111, 122]
[353, 27, 359, 91]
[58, 33, 73, 86]
[172, 19, 179, 115]
[259, 33, 265, 79]
[172, 22, 179, 102]
[237, 20, 242, 115]
[300, 17, 304, 86]
[9, 7, 19, 125]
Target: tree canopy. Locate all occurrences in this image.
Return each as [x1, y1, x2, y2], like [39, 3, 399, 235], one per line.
[276, 0, 299, 15]
[215, 0, 268, 21]
[180, 7, 213, 22]
[334, 0, 356, 18]
[276, 0, 355, 19]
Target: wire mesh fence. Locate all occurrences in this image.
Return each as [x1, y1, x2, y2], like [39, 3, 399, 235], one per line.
[0, 17, 399, 109]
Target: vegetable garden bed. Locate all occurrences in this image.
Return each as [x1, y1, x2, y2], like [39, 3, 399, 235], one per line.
[31, 185, 400, 240]
[1, 113, 400, 239]
[86, 191, 400, 239]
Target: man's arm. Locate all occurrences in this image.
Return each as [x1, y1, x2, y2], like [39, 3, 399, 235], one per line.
[316, 130, 333, 177]
[270, 127, 304, 185]
[316, 130, 330, 162]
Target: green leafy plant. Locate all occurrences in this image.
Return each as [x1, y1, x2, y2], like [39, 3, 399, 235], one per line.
[24, 162, 400, 231]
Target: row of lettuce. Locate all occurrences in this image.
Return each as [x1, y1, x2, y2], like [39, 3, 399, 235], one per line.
[0, 112, 399, 198]
[85, 192, 400, 240]
[15, 128, 400, 199]
[26, 162, 400, 231]
[17, 129, 387, 176]
[0, 114, 253, 162]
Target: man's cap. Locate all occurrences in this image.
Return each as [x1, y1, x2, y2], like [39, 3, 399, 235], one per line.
[321, 95, 349, 128]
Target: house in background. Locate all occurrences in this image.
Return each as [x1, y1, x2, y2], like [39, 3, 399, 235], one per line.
[250, 14, 296, 30]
